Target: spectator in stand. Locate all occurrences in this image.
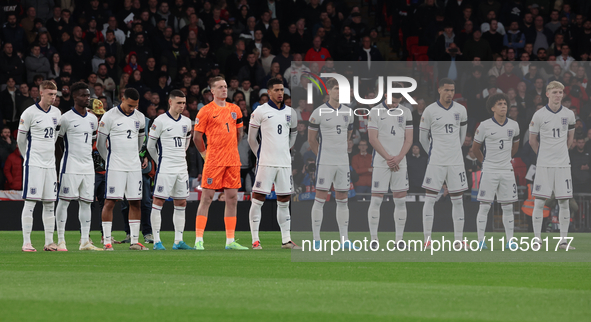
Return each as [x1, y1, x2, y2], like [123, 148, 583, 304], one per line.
[237, 52, 265, 87]
[225, 39, 247, 78]
[0, 43, 24, 84]
[0, 126, 16, 185]
[37, 32, 57, 60]
[463, 29, 492, 61]
[482, 19, 504, 54]
[496, 62, 521, 93]
[305, 36, 331, 69]
[272, 42, 293, 75]
[570, 137, 591, 193]
[24, 45, 50, 83]
[102, 16, 127, 45]
[283, 53, 310, 88]
[2, 14, 25, 53]
[352, 139, 372, 193]
[3, 146, 22, 190]
[123, 52, 143, 75]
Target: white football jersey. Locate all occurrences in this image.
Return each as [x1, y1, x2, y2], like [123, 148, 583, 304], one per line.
[98, 106, 145, 171]
[529, 105, 576, 167]
[474, 117, 520, 172]
[308, 103, 354, 166]
[58, 108, 98, 175]
[17, 103, 62, 168]
[148, 112, 192, 173]
[249, 102, 297, 167]
[419, 100, 468, 166]
[368, 102, 413, 168]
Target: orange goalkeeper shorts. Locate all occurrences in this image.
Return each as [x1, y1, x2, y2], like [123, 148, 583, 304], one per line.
[202, 165, 241, 190]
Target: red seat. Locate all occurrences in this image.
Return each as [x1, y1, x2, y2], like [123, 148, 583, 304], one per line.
[406, 36, 419, 52]
[412, 46, 429, 60]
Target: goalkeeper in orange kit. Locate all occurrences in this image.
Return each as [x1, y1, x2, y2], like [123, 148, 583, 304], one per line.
[193, 76, 248, 250]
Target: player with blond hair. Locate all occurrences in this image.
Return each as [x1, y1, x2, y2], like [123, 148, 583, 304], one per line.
[17, 80, 62, 252]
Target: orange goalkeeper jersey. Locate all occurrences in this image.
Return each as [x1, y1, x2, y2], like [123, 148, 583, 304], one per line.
[194, 101, 243, 167]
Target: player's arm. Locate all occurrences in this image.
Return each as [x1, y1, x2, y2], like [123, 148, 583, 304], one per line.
[194, 108, 209, 160]
[184, 122, 192, 151]
[459, 110, 468, 145]
[16, 111, 30, 158]
[236, 126, 243, 143]
[194, 130, 206, 160]
[146, 119, 160, 164]
[236, 105, 243, 142]
[368, 129, 390, 161]
[347, 112, 354, 141]
[307, 110, 320, 155]
[419, 109, 431, 152]
[511, 140, 520, 157]
[472, 141, 484, 163]
[97, 115, 111, 160]
[394, 114, 414, 165]
[138, 117, 146, 151]
[289, 109, 298, 148]
[248, 109, 261, 153]
[568, 114, 575, 149]
[528, 113, 540, 154]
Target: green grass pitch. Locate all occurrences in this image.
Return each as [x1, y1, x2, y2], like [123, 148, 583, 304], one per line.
[1, 231, 590, 322]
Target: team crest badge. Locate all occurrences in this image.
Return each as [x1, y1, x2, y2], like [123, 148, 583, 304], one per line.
[195, 117, 199, 125]
[374, 181, 379, 188]
[100, 121, 105, 128]
[507, 129, 514, 137]
[426, 177, 432, 184]
[561, 117, 567, 126]
[207, 178, 213, 185]
[157, 186, 163, 193]
[135, 121, 140, 130]
[30, 188, 36, 195]
[319, 178, 325, 185]
[19, 119, 24, 125]
[109, 187, 115, 194]
[151, 124, 157, 130]
[90, 122, 95, 130]
[286, 114, 291, 122]
[255, 181, 261, 188]
[480, 190, 486, 197]
[52, 117, 58, 125]
[343, 116, 349, 123]
[63, 187, 69, 194]
[231, 112, 237, 120]
[182, 125, 188, 134]
[535, 185, 541, 192]
[398, 116, 404, 123]
[454, 113, 460, 122]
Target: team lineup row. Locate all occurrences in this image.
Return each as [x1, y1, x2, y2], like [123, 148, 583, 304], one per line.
[16, 76, 576, 252]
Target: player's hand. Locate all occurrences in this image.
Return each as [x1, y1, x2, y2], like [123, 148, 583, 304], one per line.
[141, 157, 148, 169]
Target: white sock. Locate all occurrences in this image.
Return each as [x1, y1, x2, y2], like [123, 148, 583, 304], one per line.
[21, 200, 36, 246]
[42, 202, 55, 245]
[226, 237, 235, 244]
[368, 196, 382, 241]
[249, 198, 264, 243]
[336, 198, 349, 241]
[501, 203, 514, 242]
[79, 201, 92, 244]
[311, 197, 325, 241]
[476, 202, 491, 242]
[532, 199, 545, 241]
[55, 199, 70, 244]
[558, 199, 570, 243]
[451, 196, 464, 242]
[151, 204, 162, 243]
[422, 194, 436, 243]
[173, 206, 186, 243]
[393, 198, 406, 242]
[277, 200, 291, 244]
[129, 219, 140, 244]
[102, 221, 112, 245]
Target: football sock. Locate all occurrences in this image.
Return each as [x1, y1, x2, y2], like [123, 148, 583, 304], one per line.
[476, 202, 491, 242]
[451, 195, 464, 242]
[173, 206, 186, 243]
[79, 200, 92, 245]
[195, 215, 207, 242]
[558, 199, 570, 243]
[249, 198, 264, 243]
[102, 221, 112, 245]
[55, 199, 70, 244]
[42, 201, 55, 245]
[150, 204, 162, 243]
[422, 194, 437, 243]
[501, 203, 514, 243]
[277, 200, 291, 244]
[393, 198, 407, 243]
[368, 196, 382, 241]
[532, 199, 545, 241]
[129, 219, 140, 244]
[336, 198, 349, 241]
[311, 197, 325, 241]
[21, 200, 35, 246]
[225, 216, 236, 244]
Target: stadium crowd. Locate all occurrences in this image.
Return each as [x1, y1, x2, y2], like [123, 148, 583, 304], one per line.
[1, 0, 591, 201]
